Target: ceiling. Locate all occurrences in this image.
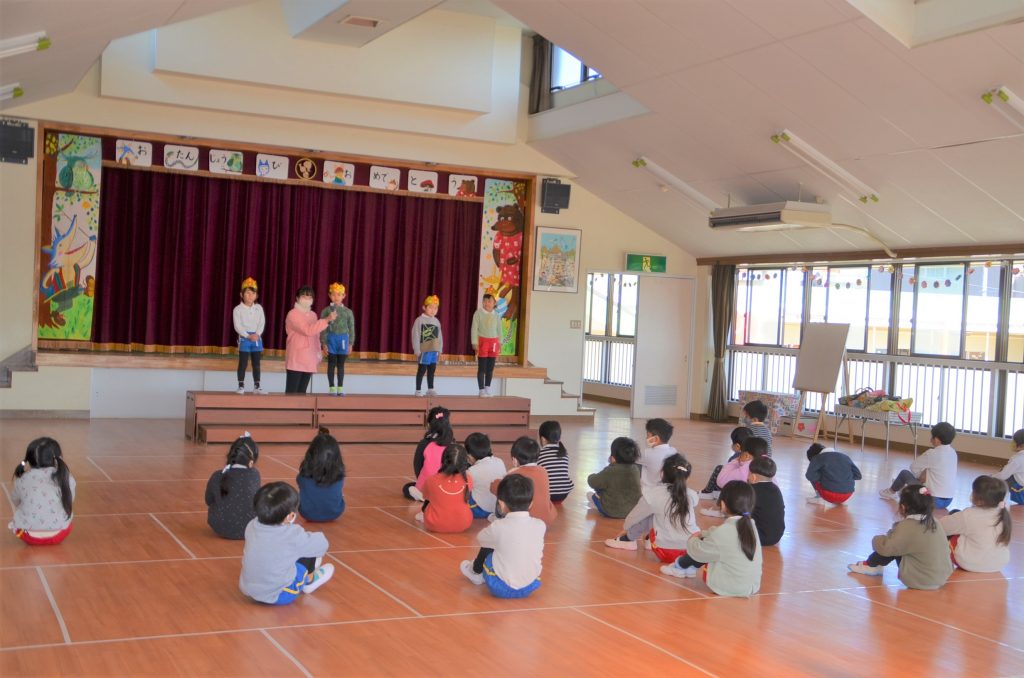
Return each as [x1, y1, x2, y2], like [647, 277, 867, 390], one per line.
[2, 0, 1022, 259]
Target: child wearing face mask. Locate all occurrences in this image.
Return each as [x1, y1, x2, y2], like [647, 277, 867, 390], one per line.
[285, 285, 336, 394]
[239, 482, 334, 605]
[639, 418, 678, 489]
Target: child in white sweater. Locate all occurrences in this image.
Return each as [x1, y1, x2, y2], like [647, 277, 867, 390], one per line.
[940, 475, 1011, 573]
[993, 429, 1024, 506]
[880, 422, 958, 510]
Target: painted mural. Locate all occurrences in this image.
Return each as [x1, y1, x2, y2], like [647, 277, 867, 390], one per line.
[480, 179, 527, 356]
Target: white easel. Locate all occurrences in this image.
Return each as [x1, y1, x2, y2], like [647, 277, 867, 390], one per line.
[791, 323, 855, 444]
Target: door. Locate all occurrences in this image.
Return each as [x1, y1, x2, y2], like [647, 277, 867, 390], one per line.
[631, 275, 696, 419]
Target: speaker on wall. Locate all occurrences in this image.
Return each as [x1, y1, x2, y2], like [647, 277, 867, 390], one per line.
[541, 178, 570, 214]
[0, 118, 34, 165]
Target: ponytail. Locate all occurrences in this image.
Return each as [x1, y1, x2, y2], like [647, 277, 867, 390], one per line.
[539, 421, 566, 457]
[15, 437, 73, 519]
[220, 434, 259, 497]
[995, 505, 1012, 546]
[438, 445, 471, 500]
[661, 453, 692, 530]
[719, 480, 758, 561]
[556, 441, 568, 458]
[971, 476, 1012, 546]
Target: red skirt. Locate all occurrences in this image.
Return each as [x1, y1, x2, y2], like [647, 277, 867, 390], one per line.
[15, 523, 73, 545]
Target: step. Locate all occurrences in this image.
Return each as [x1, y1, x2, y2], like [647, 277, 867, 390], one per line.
[199, 424, 534, 445]
[200, 424, 319, 444]
[197, 409, 315, 426]
[190, 392, 316, 410]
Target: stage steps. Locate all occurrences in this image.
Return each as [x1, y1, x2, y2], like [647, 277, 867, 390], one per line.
[187, 392, 533, 445]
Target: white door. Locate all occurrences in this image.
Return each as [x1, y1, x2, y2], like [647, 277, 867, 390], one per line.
[631, 275, 695, 419]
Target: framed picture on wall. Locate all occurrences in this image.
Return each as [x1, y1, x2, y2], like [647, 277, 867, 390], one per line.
[533, 226, 582, 293]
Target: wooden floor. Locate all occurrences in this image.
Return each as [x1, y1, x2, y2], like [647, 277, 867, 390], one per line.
[1, 402, 1022, 677]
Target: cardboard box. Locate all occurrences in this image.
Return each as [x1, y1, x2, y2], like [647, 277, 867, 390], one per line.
[778, 415, 819, 438]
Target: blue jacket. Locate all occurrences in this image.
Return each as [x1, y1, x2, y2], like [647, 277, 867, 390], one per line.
[296, 474, 346, 521]
[806, 450, 862, 494]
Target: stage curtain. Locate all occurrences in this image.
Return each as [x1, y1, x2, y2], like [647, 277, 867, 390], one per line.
[92, 166, 482, 358]
[707, 263, 736, 421]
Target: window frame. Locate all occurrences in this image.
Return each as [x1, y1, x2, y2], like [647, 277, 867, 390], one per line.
[550, 45, 603, 92]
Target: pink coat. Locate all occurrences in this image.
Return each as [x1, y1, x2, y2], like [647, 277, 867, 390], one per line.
[285, 307, 329, 373]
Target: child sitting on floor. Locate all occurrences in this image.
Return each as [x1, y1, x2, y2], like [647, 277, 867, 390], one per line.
[805, 442, 862, 507]
[9, 437, 76, 545]
[491, 437, 557, 524]
[701, 437, 768, 518]
[740, 399, 773, 456]
[537, 420, 573, 503]
[661, 481, 763, 597]
[879, 422, 958, 510]
[940, 475, 1011, 573]
[605, 453, 699, 563]
[639, 418, 678, 489]
[993, 429, 1024, 506]
[699, 426, 752, 498]
[460, 474, 545, 598]
[402, 406, 452, 501]
[749, 456, 785, 547]
[587, 437, 642, 519]
[848, 485, 953, 590]
[205, 432, 261, 539]
[296, 428, 346, 522]
[418, 444, 474, 533]
[465, 433, 506, 519]
[240, 482, 333, 605]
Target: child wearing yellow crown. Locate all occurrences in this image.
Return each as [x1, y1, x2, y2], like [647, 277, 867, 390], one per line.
[233, 278, 266, 394]
[320, 283, 356, 396]
[411, 295, 443, 396]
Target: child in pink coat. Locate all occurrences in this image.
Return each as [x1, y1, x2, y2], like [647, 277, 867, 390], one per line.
[285, 285, 335, 393]
[700, 437, 768, 518]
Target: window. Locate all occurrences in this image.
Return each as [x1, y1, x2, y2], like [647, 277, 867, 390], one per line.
[585, 272, 638, 337]
[733, 268, 803, 346]
[912, 264, 965, 357]
[964, 262, 1002, 360]
[551, 46, 602, 91]
[1009, 260, 1024, 363]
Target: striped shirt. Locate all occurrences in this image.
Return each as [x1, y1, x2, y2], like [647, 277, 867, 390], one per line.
[747, 422, 774, 456]
[537, 444, 574, 498]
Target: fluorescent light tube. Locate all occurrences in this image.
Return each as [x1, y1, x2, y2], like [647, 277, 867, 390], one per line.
[632, 156, 721, 212]
[771, 129, 879, 204]
[0, 83, 24, 101]
[0, 32, 50, 60]
[982, 86, 1024, 130]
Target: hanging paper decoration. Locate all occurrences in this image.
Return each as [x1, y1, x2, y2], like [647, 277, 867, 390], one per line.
[856, 279, 862, 286]
[845, 282, 851, 288]
[967, 267, 975, 275]
[1013, 267, 1021, 275]
[944, 280, 951, 287]
[955, 274, 962, 281]
[985, 261, 993, 267]
[909, 277, 915, 285]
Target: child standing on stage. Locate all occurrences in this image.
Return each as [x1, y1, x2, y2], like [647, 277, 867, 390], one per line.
[661, 481, 763, 597]
[465, 433, 507, 519]
[848, 485, 953, 589]
[805, 442, 862, 506]
[879, 422, 958, 509]
[605, 453, 698, 563]
[285, 286, 336, 394]
[418, 444, 474, 533]
[537, 420, 574, 503]
[471, 293, 501, 397]
[320, 282, 355, 396]
[296, 428, 346, 522]
[940, 475, 1011, 573]
[205, 433, 261, 540]
[587, 437, 642, 519]
[233, 277, 266, 394]
[460, 474, 545, 598]
[9, 437, 76, 545]
[412, 295, 443, 396]
[993, 429, 1024, 505]
[240, 482, 334, 605]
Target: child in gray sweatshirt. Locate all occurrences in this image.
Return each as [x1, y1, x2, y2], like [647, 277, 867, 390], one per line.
[239, 482, 333, 605]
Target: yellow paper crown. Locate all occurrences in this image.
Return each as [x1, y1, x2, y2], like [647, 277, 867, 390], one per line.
[424, 294, 440, 307]
[240, 277, 258, 292]
[328, 282, 346, 295]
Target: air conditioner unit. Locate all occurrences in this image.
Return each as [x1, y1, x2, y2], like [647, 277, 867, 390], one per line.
[708, 201, 832, 232]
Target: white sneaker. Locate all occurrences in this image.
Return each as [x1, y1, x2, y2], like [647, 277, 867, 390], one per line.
[484, 387, 494, 397]
[699, 491, 719, 501]
[254, 387, 268, 395]
[660, 563, 697, 578]
[426, 389, 438, 396]
[414, 512, 424, 523]
[604, 537, 637, 551]
[700, 508, 725, 518]
[806, 496, 833, 506]
[847, 561, 884, 576]
[235, 387, 245, 395]
[460, 560, 484, 585]
[303, 564, 335, 594]
[415, 390, 425, 397]
[879, 488, 900, 501]
[479, 389, 486, 397]
[408, 485, 424, 502]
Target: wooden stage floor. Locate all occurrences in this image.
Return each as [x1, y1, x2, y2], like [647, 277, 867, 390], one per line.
[1, 404, 1022, 676]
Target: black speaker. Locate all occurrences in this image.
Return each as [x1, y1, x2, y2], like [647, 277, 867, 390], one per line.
[0, 118, 34, 165]
[541, 178, 570, 214]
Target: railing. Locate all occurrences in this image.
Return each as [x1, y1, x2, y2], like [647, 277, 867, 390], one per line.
[727, 344, 1024, 438]
[584, 335, 635, 387]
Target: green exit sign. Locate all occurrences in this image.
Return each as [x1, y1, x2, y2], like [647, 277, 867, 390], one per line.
[625, 253, 666, 273]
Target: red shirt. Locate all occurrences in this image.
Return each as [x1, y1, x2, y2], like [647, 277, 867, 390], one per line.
[423, 473, 474, 533]
[491, 465, 557, 524]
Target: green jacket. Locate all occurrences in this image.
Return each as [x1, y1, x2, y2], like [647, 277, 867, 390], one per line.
[471, 308, 501, 345]
[871, 516, 953, 590]
[320, 304, 356, 347]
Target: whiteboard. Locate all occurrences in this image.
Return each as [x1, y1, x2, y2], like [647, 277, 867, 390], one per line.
[793, 323, 850, 394]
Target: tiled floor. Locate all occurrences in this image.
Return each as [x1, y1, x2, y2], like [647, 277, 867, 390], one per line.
[1, 402, 1021, 676]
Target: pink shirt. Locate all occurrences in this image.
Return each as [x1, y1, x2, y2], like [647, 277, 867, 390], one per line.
[285, 306, 329, 373]
[716, 459, 752, 488]
[415, 442, 446, 490]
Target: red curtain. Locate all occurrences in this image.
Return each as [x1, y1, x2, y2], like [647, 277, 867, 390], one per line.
[92, 166, 482, 358]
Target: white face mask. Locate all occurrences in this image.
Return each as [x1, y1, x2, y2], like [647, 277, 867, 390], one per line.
[297, 299, 313, 311]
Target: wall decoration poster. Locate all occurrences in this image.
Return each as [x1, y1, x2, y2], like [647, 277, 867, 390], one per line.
[449, 174, 478, 196]
[323, 161, 354, 186]
[115, 139, 153, 167]
[533, 226, 581, 294]
[209, 149, 243, 174]
[294, 157, 318, 180]
[40, 133, 102, 340]
[164, 144, 199, 171]
[255, 153, 288, 179]
[480, 178, 527, 355]
[369, 165, 400, 190]
[408, 169, 438, 193]
[625, 253, 667, 273]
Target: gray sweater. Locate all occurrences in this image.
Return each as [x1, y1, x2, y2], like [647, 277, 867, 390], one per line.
[411, 314, 443, 356]
[239, 519, 329, 603]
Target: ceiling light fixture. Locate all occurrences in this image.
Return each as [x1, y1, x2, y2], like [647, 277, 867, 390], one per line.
[632, 156, 721, 212]
[982, 86, 1024, 130]
[771, 129, 879, 204]
[0, 31, 50, 60]
[0, 83, 25, 102]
